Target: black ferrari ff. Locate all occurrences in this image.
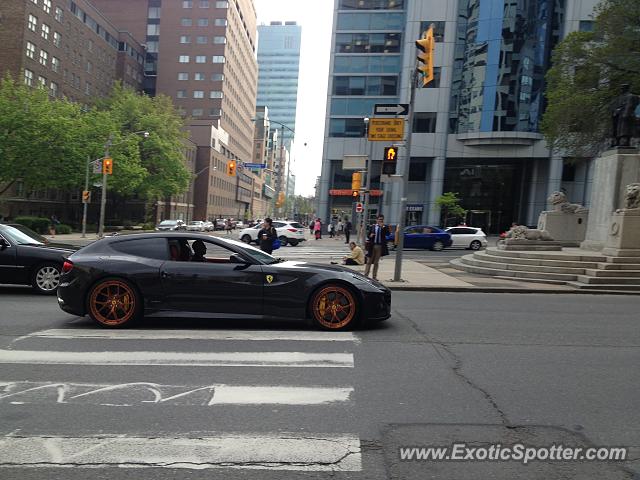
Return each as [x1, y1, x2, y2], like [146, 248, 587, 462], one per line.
[57, 233, 391, 330]
[0, 223, 76, 294]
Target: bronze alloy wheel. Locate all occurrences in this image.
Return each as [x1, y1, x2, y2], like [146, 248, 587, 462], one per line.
[89, 279, 138, 327]
[311, 285, 357, 330]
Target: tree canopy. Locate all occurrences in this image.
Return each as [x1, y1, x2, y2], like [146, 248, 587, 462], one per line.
[541, 0, 640, 157]
[0, 78, 191, 198]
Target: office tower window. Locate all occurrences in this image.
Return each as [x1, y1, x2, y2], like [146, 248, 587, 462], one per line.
[182, 0, 193, 8]
[333, 75, 398, 95]
[197, 35, 208, 44]
[193, 90, 204, 98]
[28, 15, 38, 32]
[38, 75, 47, 88]
[51, 56, 60, 72]
[39, 49, 48, 66]
[412, 113, 437, 133]
[180, 35, 191, 43]
[329, 118, 366, 137]
[579, 20, 594, 31]
[181, 18, 193, 26]
[335, 33, 401, 53]
[214, 19, 227, 26]
[199, 0, 210, 7]
[26, 42, 36, 59]
[41, 23, 50, 40]
[192, 108, 204, 116]
[54, 6, 63, 22]
[209, 90, 223, 98]
[42, 0, 51, 13]
[195, 55, 206, 63]
[215, 1, 228, 7]
[179, 55, 190, 63]
[49, 81, 58, 97]
[147, 24, 160, 35]
[338, 0, 404, 9]
[24, 69, 34, 86]
[213, 36, 226, 44]
[197, 18, 209, 26]
[212, 55, 225, 63]
[211, 73, 224, 81]
[53, 31, 61, 47]
[418, 21, 446, 42]
[177, 90, 187, 98]
[148, 7, 161, 18]
[194, 72, 205, 80]
[147, 41, 158, 52]
[178, 72, 189, 80]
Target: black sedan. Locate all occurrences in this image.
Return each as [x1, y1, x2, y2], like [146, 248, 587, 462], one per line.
[0, 223, 76, 294]
[57, 233, 391, 330]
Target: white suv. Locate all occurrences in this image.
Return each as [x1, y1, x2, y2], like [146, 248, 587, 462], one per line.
[239, 220, 307, 247]
[445, 226, 488, 250]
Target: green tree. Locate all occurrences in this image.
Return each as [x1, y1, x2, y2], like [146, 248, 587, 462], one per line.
[541, 0, 640, 156]
[435, 192, 466, 226]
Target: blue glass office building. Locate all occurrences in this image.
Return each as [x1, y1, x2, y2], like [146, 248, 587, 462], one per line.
[257, 22, 302, 149]
[318, 0, 599, 233]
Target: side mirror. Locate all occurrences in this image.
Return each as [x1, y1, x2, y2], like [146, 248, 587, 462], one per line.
[229, 253, 247, 264]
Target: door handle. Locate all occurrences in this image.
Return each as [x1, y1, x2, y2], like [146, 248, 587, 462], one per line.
[161, 271, 173, 279]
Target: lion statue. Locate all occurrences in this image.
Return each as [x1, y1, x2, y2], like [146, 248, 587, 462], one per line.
[623, 183, 640, 209]
[547, 191, 588, 214]
[505, 225, 554, 241]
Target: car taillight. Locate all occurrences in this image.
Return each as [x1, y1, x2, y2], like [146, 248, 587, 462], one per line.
[62, 260, 73, 273]
[287, 228, 297, 232]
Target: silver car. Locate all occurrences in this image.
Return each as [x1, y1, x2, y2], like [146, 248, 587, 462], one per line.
[155, 220, 185, 231]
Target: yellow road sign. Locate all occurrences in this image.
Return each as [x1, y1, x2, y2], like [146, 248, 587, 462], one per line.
[368, 118, 404, 142]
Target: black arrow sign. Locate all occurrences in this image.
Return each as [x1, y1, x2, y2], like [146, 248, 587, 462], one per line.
[374, 104, 409, 116]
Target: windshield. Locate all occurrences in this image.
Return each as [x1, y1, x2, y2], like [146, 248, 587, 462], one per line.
[189, 221, 201, 225]
[9, 224, 48, 243]
[1, 225, 45, 245]
[217, 237, 280, 265]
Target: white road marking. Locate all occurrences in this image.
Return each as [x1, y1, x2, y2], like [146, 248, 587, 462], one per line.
[0, 350, 354, 368]
[0, 381, 353, 406]
[0, 434, 362, 471]
[25, 329, 359, 343]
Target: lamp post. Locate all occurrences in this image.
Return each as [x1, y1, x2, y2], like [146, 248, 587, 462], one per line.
[96, 131, 149, 238]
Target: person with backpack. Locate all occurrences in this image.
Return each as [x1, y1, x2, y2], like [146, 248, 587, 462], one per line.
[258, 218, 278, 254]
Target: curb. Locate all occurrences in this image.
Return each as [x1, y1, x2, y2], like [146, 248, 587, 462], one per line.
[383, 285, 640, 295]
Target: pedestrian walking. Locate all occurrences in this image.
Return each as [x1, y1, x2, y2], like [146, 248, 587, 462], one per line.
[344, 218, 352, 244]
[364, 215, 390, 280]
[328, 223, 335, 238]
[337, 220, 344, 238]
[314, 218, 322, 240]
[258, 218, 277, 254]
[225, 218, 232, 235]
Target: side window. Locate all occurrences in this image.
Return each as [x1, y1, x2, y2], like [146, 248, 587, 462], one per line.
[406, 227, 421, 234]
[272, 222, 285, 228]
[448, 228, 461, 235]
[186, 239, 236, 263]
[111, 238, 168, 260]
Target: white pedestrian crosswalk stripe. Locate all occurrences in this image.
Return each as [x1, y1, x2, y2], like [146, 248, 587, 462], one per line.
[0, 328, 363, 472]
[0, 434, 362, 471]
[0, 349, 354, 368]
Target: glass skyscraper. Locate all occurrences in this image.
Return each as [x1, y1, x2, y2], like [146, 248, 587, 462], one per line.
[256, 21, 302, 149]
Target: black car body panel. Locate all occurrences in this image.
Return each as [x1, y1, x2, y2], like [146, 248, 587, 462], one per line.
[57, 233, 391, 325]
[0, 224, 75, 286]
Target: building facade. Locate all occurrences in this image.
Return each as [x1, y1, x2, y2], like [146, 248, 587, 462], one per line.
[256, 21, 302, 149]
[317, 0, 599, 234]
[89, 0, 261, 222]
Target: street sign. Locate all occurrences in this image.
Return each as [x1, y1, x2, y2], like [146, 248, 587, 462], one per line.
[342, 155, 367, 170]
[374, 104, 409, 116]
[368, 118, 404, 142]
[355, 203, 363, 213]
[243, 163, 266, 168]
[92, 159, 103, 174]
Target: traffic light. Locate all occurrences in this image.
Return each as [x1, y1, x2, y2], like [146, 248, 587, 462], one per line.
[352, 190, 359, 198]
[351, 171, 362, 191]
[102, 157, 113, 175]
[226, 160, 236, 176]
[275, 191, 285, 207]
[382, 146, 397, 174]
[82, 190, 91, 203]
[415, 25, 435, 87]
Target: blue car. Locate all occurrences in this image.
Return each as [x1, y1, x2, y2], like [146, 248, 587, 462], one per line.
[386, 225, 453, 251]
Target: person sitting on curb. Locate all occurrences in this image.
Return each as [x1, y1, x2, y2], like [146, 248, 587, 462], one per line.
[342, 242, 365, 266]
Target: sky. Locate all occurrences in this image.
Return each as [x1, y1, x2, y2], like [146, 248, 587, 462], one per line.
[254, 0, 334, 197]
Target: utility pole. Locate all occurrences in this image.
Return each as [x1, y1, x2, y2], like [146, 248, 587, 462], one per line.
[81, 156, 90, 238]
[97, 134, 113, 239]
[359, 117, 371, 246]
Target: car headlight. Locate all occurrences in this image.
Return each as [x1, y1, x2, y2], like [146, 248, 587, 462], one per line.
[351, 273, 372, 283]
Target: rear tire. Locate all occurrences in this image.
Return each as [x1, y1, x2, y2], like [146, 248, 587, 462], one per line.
[278, 235, 288, 247]
[309, 284, 359, 331]
[431, 240, 445, 251]
[288, 240, 299, 246]
[470, 240, 482, 250]
[31, 263, 61, 295]
[241, 234, 252, 244]
[86, 277, 142, 328]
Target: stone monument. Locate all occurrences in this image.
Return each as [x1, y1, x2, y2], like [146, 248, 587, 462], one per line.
[538, 191, 589, 246]
[498, 225, 563, 251]
[602, 183, 640, 257]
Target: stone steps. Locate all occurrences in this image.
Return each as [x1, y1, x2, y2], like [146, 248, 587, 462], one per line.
[450, 258, 577, 283]
[584, 268, 640, 277]
[597, 262, 640, 270]
[465, 255, 584, 276]
[576, 275, 640, 285]
[473, 251, 597, 270]
[484, 249, 606, 262]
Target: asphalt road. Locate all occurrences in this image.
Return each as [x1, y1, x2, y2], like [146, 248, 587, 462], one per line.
[0, 289, 638, 479]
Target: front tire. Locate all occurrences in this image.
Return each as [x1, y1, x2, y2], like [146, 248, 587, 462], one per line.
[241, 234, 252, 244]
[31, 263, 61, 295]
[86, 277, 142, 328]
[278, 235, 288, 247]
[309, 284, 359, 331]
[431, 240, 445, 251]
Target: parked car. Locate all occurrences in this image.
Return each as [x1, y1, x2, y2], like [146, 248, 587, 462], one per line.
[386, 225, 452, 251]
[239, 220, 307, 247]
[186, 221, 206, 232]
[214, 219, 226, 231]
[203, 221, 214, 232]
[445, 226, 488, 250]
[234, 220, 245, 229]
[155, 220, 185, 231]
[0, 223, 76, 294]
